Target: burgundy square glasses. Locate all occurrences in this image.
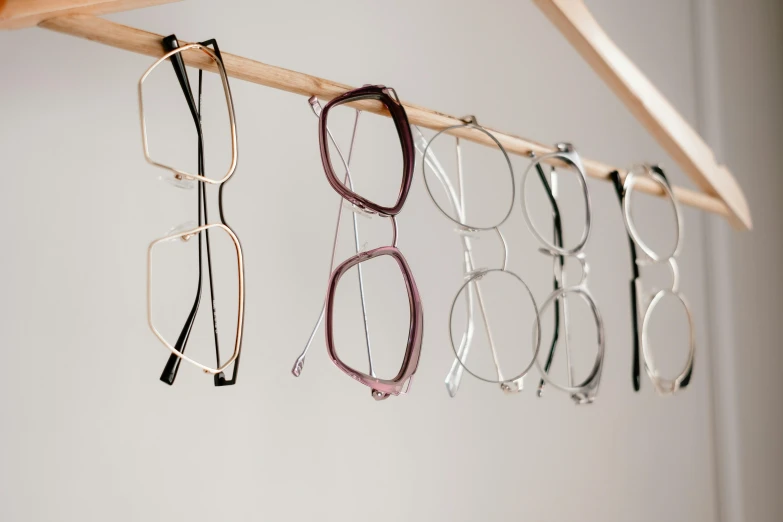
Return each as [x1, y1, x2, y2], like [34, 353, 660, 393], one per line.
[291, 85, 424, 400]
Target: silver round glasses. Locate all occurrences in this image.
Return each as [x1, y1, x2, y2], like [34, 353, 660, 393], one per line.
[522, 145, 605, 404]
[620, 164, 695, 396]
[417, 119, 541, 396]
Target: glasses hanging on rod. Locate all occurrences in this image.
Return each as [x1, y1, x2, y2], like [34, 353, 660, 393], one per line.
[611, 165, 695, 396]
[521, 145, 605, 404]
[291, 85, 423, 400]
[139, 35, 245, 385]
[417, 118, 542, 396]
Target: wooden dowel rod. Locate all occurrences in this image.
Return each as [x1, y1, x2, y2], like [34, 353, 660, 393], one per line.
[39, 14, 731, 219]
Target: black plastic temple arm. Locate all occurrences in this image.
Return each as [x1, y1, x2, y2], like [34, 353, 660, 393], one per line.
[159, 34, 204, 386]
[158, 35, 234, 386]
[535, 162, 565, 395]
[198, 38, 242, 387]
[610, 170, 642, 391]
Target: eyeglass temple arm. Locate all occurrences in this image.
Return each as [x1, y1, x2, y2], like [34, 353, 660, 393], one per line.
[648, 165, 691, 389]
[330, 110, 376, 377]
[610, 170, 643, 392]
[455, 136, 508, 385]
[194, 38, 241, 387]
[411, 129, 477, 395]
[158, 34, 205, 386]
[535, 162, 566, 396]
[160, 35, 203, 140]
[158, 35, 233, 386]
[292, 100, 371, 378]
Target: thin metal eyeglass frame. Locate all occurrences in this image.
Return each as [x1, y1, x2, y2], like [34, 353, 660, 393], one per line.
[140, 37, 245, 379]
[417, 120, 542, 394]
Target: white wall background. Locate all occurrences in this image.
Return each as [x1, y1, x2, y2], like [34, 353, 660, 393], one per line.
[711, 1, 783, 521]
[0, 1, 778, 521]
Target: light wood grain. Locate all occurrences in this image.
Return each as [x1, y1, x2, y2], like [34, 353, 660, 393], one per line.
[0, 0, 179, 30]
[533, 0, 751, 229]
[38, 13, 734, 221]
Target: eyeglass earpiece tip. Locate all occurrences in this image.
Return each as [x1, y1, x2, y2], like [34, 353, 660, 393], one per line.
[214, 372, 234, 387]
[291, 358, 305, 377]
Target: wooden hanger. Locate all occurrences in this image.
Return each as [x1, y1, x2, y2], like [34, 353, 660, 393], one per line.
[0, 0, 751, 229]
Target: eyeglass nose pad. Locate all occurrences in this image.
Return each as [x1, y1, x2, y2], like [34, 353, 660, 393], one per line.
[163, 221, 199, 241]
[160, 172, 196, 190]
[372, 389, 390, 401]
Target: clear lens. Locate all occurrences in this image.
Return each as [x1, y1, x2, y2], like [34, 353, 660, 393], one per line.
[330, 254, 411, 380]
[625, 173, 680, 261]
[643, 291, 694, 382]
[536, 288, 602, 392]
[421, 127, 514, 230]
[523, 158, 589, 253]
[141, 48, 235, 184]
[149, 225, 242, 373]
[449, 270, 539, 384]
[324, 101, 404, 210]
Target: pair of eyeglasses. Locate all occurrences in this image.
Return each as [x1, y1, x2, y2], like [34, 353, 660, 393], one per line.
[418, 118, 545, 396]
[291, 85, 423, 400]
[522, 144, 605, 404]
[611, 165, 694, 395]
[139, 36, 244, 385]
